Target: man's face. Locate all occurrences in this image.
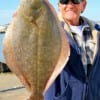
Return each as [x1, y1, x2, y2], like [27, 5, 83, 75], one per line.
[58, 0, 86, 24]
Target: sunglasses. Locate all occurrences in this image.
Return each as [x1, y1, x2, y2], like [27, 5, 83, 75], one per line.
[59, 0, 82, 4]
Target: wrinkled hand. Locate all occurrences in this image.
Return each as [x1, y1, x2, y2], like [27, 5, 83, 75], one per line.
[12, 6, 19, 17]
[12, 11, 17, 17]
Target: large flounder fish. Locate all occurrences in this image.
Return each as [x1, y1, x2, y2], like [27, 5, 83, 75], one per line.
[3, 0, 70, 99]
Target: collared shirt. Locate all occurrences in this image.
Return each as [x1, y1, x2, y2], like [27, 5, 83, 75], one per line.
[62, 17, 96, 76]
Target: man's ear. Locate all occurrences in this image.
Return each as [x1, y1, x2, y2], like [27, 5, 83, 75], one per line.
[58, 2, 61, 10]
[81, 0, 87, 13]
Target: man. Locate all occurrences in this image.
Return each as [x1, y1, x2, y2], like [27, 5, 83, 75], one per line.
[44, 0, 100, 100]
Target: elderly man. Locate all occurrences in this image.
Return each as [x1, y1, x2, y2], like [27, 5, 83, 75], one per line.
[44, 0, 100, 100]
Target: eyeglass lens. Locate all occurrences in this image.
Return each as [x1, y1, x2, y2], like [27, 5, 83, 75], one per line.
[60, 0, 82, 4]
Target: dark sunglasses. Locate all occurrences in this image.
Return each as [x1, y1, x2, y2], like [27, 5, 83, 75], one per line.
[59, 0, 82, 4]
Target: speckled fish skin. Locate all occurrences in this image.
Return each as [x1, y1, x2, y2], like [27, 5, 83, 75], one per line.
[3, 0, 70, 100]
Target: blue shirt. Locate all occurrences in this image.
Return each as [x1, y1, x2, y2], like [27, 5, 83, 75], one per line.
[44, 17, 100, 100]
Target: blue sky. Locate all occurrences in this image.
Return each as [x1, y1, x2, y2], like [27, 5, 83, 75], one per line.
[0, 0, 100, 25]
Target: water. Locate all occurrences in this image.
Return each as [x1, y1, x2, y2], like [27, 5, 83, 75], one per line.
[0, 33, 5, 63]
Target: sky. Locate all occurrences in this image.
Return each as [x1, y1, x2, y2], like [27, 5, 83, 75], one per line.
[0, 0, 100, 25]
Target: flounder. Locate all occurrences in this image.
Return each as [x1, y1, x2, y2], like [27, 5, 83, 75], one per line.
[3, 0, 70, 99]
